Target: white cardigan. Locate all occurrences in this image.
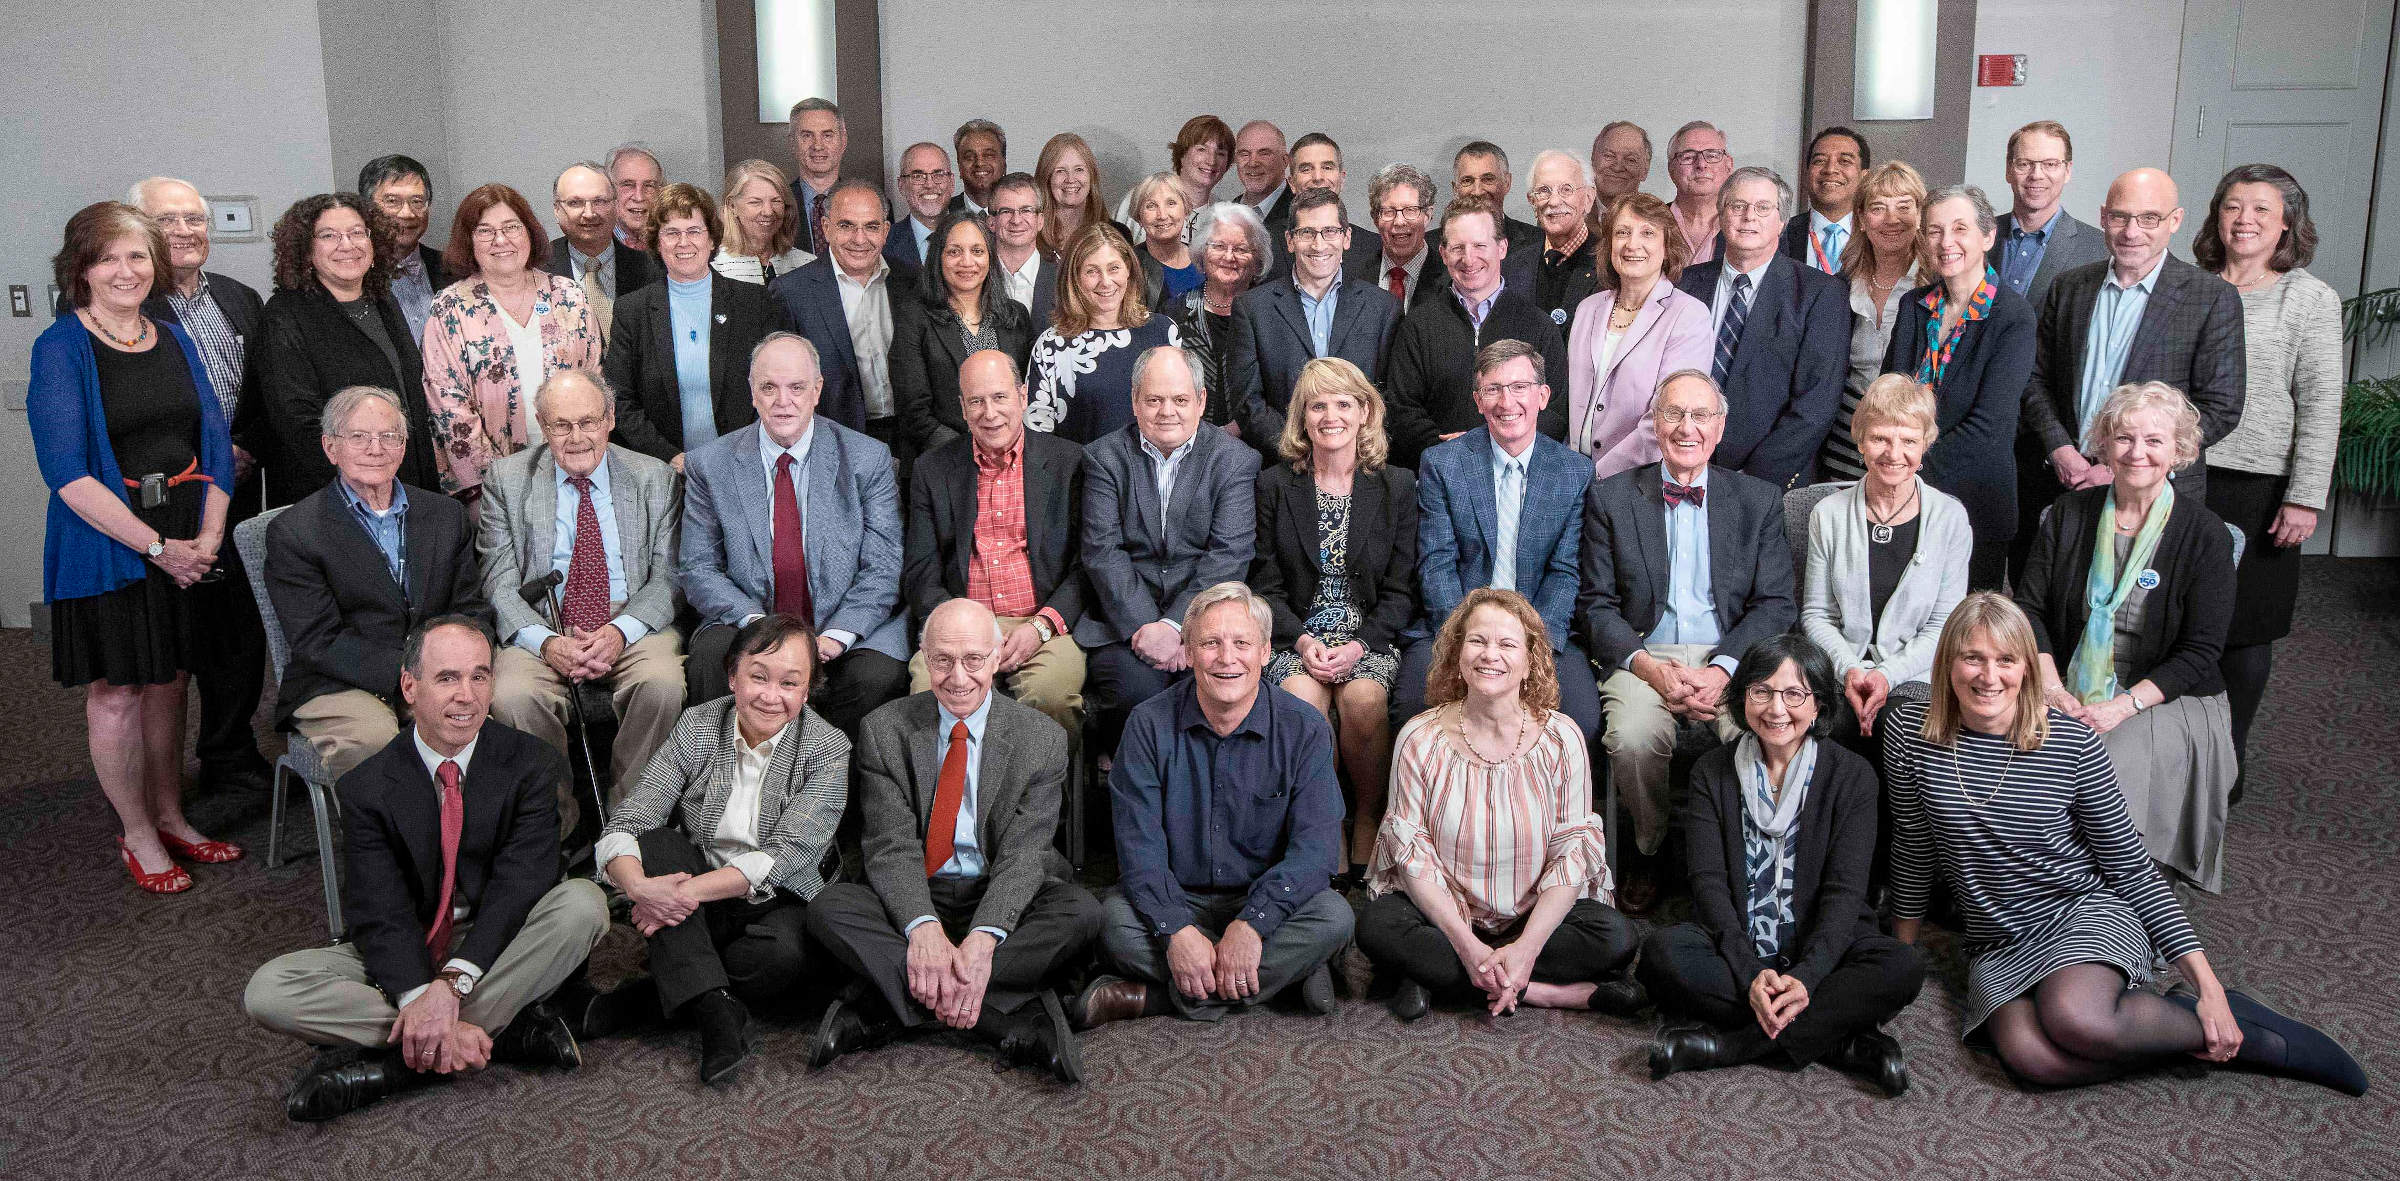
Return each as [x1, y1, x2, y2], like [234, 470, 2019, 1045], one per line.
[1800, 476, 1973, 686]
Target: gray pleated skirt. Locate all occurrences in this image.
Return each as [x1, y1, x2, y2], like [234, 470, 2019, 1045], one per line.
[2099, 692, 2236, 893]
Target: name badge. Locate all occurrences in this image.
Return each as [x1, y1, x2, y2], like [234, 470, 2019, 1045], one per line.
[534, 298, 552, 317]
[2136, 568, 2160, 590]
[1550, 307, 1569, 325]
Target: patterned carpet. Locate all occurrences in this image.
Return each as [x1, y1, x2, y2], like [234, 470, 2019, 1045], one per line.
[0, 560, 2394, 1180]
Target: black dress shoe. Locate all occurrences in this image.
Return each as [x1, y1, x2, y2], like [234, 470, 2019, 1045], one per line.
[1299, 963, 1338, 1016]
[575, 976, 661, 1041]
[1832, 1027, 1910, 1096]
[2223, 988, 2370, 1096]
[284, 1046, 428, 1123]
[1648, 1020, 1735, 1080]
[993, 991, 1083, 1085]
[689, 988, 754, 1086]
[808, 992, 895, 1071]
[491, 1001, 582, 1069]
[200, 761, 275, 795]
[1588, 973, 1649, 1019]
[1389, 978, 1432, 1023]
[1069, 975, 1158, 1029]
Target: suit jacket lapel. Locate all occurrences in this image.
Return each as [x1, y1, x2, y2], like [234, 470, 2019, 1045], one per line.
[945, 452, 979, 584]
[1515, 445, 1557, 590]
[1634, 466, 1670, 595]
[527, 451, 560, 609]
[910, 697, 942, 836]
[1327, 281, 1369, 356]
[604, 450, 644, 588]
[1132, 431, 1168, 546]
[1735, 258, 1794, 367]
[1610, 292, 1672, 386]
[1703, 465, 1739, 621]
[730, 427, 776, 578]
[2126, 260, 2190, 371]
[385, 744, 443, 905]
[401, 493, 437, 607]
[1269, 284, 1312, 357]
[1467, 442, 1501, 581]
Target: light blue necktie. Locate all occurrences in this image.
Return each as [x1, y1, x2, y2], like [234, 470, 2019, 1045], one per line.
[1491, 458, 1524, 592]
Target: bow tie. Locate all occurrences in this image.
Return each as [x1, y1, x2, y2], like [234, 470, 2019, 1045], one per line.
[1663, 481, 1706, 508]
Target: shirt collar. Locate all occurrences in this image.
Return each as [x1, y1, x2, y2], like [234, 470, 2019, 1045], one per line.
[1664, 465, 1712, 490]
[1140, 431, 1196, 467]
[2005, 209, 2059, 241]
[1294, 272, 1339, 305]
[2105, 254, 2167, 294]
[735, 723, 784, 762]
[1722, 255, 1774, 292]
[762, 421, 818, 477]
[938, 691, 995, 743]
[615, 225, 644, 250]
[1250, 182, 1287, 215]
[836, 258, 891, 290]
[1176, 679, 1273, 738]
[554, 453, 613, 496]
[167, 272, 212, 304]
[973, 432, 1026, 473]
[1489, 435, 1533, 472]
[1808, 209, 1853, 236]
[575, 242, 614, 271]
[394, 250, 425, 278]
[413, 727, 479, 780]
[1453, 278, 1506, 320]
[338, 477, 408, 517]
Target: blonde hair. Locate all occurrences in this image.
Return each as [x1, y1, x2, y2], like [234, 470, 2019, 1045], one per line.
[1424, 589, 1559, 721]
[1126, 171, 1189, 241]
[1181, 581, 1272, 642]
[718, 159, 797, 258]
[1052, 220, 1151, 337]
[1840, 161, 1936, 280]
[1923, 592, 2050, 751]
[1278, 358, 1388, 473]
[2083, 381, 2204, 472]
[1851, 374, 1939, 448]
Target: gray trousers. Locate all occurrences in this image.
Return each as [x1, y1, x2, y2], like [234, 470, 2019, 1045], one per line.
[1098, 886, 1354, 1020]
[242, 880, 609, 1048]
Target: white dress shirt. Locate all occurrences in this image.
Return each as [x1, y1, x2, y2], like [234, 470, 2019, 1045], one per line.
[836, 259, 896, 420]
[1710, 255, 1776, 336]
[515, 457, 649, 655]
[999, 249, 1042, 313]
[396, 729, 485, 1008]
[592, 727, 783, 902]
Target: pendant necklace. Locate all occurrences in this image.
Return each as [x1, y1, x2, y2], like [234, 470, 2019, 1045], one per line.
[1867, 483, 1919, 545]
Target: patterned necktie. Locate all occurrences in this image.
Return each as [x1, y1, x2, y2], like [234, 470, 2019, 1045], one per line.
[1712, 272, 1753, 387]
[805, 191, 828, 257]
[925, 720, 969, 877]
[772, 453, 815, 622]
[560, 475, 609, 634]
[1663, 480, 1707, 508]
[426, 759, 464, 959]
[1387, 265, 1406, 302]
[579, 254, 613, 347]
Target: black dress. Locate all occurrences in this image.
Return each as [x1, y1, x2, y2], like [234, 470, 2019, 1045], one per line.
[50, 331, 239, 688]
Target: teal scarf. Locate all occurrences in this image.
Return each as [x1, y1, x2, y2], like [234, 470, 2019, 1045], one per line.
[2064, 485, 2173, 704]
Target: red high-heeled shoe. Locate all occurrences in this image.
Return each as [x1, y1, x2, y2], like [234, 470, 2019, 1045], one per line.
[119, 838, 192, 894]
[157, 828, 244, 864]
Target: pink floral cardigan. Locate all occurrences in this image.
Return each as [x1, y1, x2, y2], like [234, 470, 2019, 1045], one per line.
[419, 272, 602, 493]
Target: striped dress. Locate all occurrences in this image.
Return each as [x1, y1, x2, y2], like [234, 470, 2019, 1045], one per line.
[1883, 700, 2202, 1034]
[1367, 709, 1613, 928]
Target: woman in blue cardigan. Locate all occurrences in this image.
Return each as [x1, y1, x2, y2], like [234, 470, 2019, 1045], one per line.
[31, 203, 243, 893]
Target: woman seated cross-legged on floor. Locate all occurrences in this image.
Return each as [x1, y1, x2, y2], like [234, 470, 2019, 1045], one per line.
[1357, 588, 1643, 1022]
[1886, 592, 2365, 1094]
[1635, 632, 1925, 1096]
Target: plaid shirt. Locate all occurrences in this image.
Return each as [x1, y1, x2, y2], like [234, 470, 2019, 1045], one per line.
[165, 275, 244, 420]
[964, 437, 1065, 636]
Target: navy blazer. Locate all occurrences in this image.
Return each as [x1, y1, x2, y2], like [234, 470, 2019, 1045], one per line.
[764, 258, 870, 431]
[1575, 462, 1796, 672]
[1225, 277, 1403, 456]
[883, 217, 937, 278]
[1676, 255, 1850, 490]
[540, 236, 659, 297]
[1249, 460, 1419, 653]
[1076, 423, 1261, 645]
[1878, 281, 2038, 542]
[1414, 428, 1592, 651]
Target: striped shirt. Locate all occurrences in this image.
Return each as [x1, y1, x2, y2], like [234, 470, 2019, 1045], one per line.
[1369, 708, 1613, 929]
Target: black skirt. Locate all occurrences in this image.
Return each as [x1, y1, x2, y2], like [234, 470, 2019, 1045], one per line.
[2204, 465, 2300, 647]
[50, 484, 240, 688]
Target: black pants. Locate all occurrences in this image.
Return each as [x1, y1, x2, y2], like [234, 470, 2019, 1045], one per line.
[807, 875, 1102, 1028]
[1355, 892, 1636, 1000]
[685, 623, 909, 737]
[634, 827, 811, 1014]
[1967, 532, 2011, 593]
[196, 519, 269, 772]
[1636, 921, 1924, 1066]
[1086, 641, 1186, 758]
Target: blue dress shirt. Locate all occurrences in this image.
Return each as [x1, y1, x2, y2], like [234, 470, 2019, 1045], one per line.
[903, 692, 1010, 943]
[515, 459, 648, 653]
[2075, 256, 2163, 435]
[337, 477, 409, 590]
[1997, 212, 2059, 298]
[667, 276, 716, 449]
[1454, 278, 1504, 330]
[1640, 467, 1733, 671]
[1297, 277, 1338, 358]
[1488, 438, 1531, 592]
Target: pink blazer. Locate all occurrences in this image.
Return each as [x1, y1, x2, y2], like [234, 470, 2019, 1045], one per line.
[1563, 281, 1715, 481]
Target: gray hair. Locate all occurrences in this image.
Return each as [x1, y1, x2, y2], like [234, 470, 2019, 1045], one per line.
[920, 597, 1006, 650]
[1126, 171, 1189, 226]
[1191, 202, 1270, 282]
[1131, 344, 1208, 396]
[1368, 162, 1438, 216]
[1922, 183, 2000, 236]
[127, 176, 208, 220]
[552, 160, 611, 201]
[789, 96, 842, 126]
[750, 330, 823, 376]
[321, 385, 409, 439]
[531, 368, 615, 424]
[1654, 368, 1732, 414]
[1527, 149, 1592, 189]
[1669, 120, 1727, 155]
[2084, 380, 2204, 472]
[1718, 166, 1793, 218]
[1181, 581, 1272, 642]
[604, 143, 663, 178]
[1594, 121, 1654, 158]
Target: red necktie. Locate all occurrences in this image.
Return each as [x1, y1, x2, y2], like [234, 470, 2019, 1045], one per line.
[426, 759, 464, 959]
[1387, 265, 1406, 302]
[924, 721, 968, 877]
[560, 474, 609, 634]
[772, 453, 815, 622]
[1663, 481, 1707, 508]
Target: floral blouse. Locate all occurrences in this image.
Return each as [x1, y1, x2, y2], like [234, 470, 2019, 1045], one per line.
[420, 272, 602, 493]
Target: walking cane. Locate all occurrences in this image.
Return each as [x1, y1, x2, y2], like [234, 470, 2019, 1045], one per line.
[518, 570, 607, 831]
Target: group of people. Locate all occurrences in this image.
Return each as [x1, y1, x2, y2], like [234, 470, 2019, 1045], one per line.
[27, 99, 2365, 1123]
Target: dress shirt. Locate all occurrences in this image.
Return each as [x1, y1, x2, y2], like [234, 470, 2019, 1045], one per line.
[901, 694, 1012, 943]
[391, 250, 435, 343]
[396, 728, 485, 1007]
[337, 477, 409, 589]
[569, 243, 618, 297]
[1488, 438, 1531, 592]
[1249, 182, 1288, 220]
[1296, 275, 1338, 358]
[1639, 466, 1734, 671]
[999, 250, 1042, 313]
[615, 225, 644, 251]
[793, 179, 835, 248]
[1710, 255, 1775, 335]
[1139, 431, 1199, 628]
[965, 437, 1068, 637]
[835, 260, 897, 419]
[163, 275, 244, 419]
[2076, 255, 2165, 434]
[667, 276, 716, 448]
[1380, 248, 1429, 305]
[515, 458, 648, 655]
[908, 217, 937, 263]
[1673, 205, 1719, 263]
[1997, 209, 2060, 298]
[1114, 684, 1343, 941]
[748, 422, 858, 650]
[1806, 210, 1852, 273]
[1455, 279, 1505, 331]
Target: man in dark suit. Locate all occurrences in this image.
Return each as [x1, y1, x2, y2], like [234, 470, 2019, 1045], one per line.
[1579, 370, 1797, 910]
[989, 172, 1057, 329]
[360, 154, 446, 342]
[542, 161, 659, 350]
[1234, 121, 1294, 237]
[786, 97, 850, 256]
[1350, 163, 1449, 312]
[1259, 133, 1381, 280]
[805, 599, 1103, 1082]
[268, 388, 494, 783]
[1506, 150, 1602, 336]
[131, 175, 273, 793]
[950, 119, 1007, 214]
[904, 351, 1087, 734]
[1987, 120, 2109, 307]
[1453, 141, 1545, 254]
[1673, 166, 1849, 490]
[1226, 188, 1403, 454]
[765, 181, 889, 437]
[244, 616, 607, 1122]
[1079, 346, 1262, 754]
[1778, 127, 1868, 274]
[1383, 196, 1570, 468]
[2013, 166, 2245, 577]
[884, 142, 954, 278]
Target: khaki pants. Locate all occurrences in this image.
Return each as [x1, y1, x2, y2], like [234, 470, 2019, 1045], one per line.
[491, 631, 685, 831]
[909, 614, 1084, 734]
[242, 879, 608, 1048]
[1599, 642, 1740, 855]
[290, 688, 401, 782]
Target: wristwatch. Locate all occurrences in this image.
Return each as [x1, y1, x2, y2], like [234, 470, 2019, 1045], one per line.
[145, 538, 166, 558]
[437, 967, 475, 997]
[1031, 617, 1056, 643]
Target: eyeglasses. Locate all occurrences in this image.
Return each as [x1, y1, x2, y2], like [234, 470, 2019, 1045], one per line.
[1204, 240, 1256, 259]
[2008, 158, 2068, 177]
[989, 204, 1040, 219]
[1475, 380, 1541, 399]
[900, 169, 954, 185]
[471, 222, 529, 243]
[1288, 226, 1348, 245]
[556, 197, 613, 214]
[2099, 210, 2172, 230]
[375, 195, 431, 214]
[1654, 407, 1724, 426]
[1527, 184, 1581, 203]
[335, 430, 404, 451]
[926, 652, 992, 675]
[1375, 204, 1428, 223]
[541, 415, 610, 438]
[1745, 685, 1815, 709]
[1723, 200, 1783, 220]
[153, 214, 209, 230]
[658, 226, 712, 244]
[314, 229, 372, 247]
[1672, 149, 1731, 168]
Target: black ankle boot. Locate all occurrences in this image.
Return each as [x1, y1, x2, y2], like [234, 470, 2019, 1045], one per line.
[689, 988, 754, 1086]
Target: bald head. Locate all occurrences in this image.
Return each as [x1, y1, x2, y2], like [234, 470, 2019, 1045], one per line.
[922, 598, 1003, 717]
[2099, 167, 2183, 279]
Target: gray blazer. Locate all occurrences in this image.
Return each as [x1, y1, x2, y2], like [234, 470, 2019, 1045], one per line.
[598, 701, 850, 899]
[677, 419, 910, 659]
[1076, 422, 1262, 645]
[1799, 477, 1972, 686]
[855, 692, 1073, 936]
[1987, 209, 2108, 309]
[476, 443, 679, 647]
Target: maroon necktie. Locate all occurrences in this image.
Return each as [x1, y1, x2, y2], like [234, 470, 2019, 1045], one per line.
[1663, 481, 1707, 508]
[1387, 265, 1406, 302]
[426, 759, 464, 959]
[772, 453, 816, 622]
[560, 475, 608, 634]
[924, 721, 968, 877]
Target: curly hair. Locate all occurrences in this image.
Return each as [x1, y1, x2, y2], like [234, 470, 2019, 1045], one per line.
[270, 192, 395, 298]
[1423, 588, 1560, 720]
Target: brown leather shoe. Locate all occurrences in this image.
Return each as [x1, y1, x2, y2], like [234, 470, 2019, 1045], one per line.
[1069, 975, 1154, 1029]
